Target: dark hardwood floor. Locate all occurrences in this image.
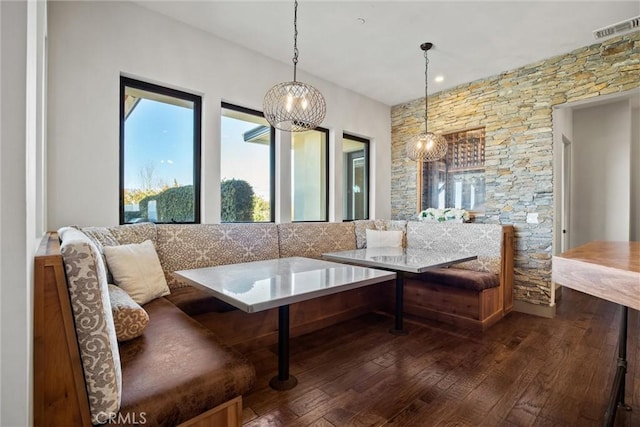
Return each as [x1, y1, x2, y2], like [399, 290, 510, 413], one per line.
[241, 288, 639, 426]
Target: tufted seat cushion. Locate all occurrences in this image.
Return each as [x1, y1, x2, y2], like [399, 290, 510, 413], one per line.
[117, 297, 255, 426]
[406, 267, 500, 292]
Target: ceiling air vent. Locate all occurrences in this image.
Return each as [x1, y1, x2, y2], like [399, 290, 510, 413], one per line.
[593, 16, 640, 39]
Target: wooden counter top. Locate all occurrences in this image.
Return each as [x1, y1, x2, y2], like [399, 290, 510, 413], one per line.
[552, 241, 640, 311]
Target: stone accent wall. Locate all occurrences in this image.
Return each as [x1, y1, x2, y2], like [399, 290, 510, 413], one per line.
[391, 33, 640, 306]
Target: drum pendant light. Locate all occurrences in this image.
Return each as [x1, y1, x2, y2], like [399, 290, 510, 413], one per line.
[406, 42, 447, 162]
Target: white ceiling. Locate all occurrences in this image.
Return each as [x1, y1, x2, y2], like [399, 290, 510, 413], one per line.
[135, 1, 640, 106]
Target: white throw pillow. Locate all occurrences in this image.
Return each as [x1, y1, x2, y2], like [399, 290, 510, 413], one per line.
[103, 240, 170, 305]
[366, 229, 404, 248]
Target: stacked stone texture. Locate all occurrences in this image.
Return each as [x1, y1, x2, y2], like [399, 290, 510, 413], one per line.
[391, 33, 640, 306]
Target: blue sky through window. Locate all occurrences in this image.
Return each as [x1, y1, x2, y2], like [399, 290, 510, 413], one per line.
[221, 116, 271, 201]
[124, 98, 194, 190]
[125, 99, 271, 202]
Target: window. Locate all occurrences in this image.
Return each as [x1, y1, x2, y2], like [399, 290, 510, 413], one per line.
[220, 103, 274, 222]
[120, 77, 201, 224]
[342, 134, 369, 220]
[292, 127, 329, 221]
[420, 127, 486, 212]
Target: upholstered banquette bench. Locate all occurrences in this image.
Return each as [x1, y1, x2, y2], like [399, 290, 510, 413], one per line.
[354, 220, 515, 331]
[404, 221, 514, 330]
[34, 226, 256, 427]
[34, 220, 513, 426]
[34, 221, 367, 427]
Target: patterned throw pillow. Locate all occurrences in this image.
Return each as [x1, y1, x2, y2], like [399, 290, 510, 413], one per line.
[108, 285, 149, 342]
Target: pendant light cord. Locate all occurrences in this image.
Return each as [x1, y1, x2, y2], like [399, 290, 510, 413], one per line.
[292, 0, 299, 82]
[424, 50, 429, 135]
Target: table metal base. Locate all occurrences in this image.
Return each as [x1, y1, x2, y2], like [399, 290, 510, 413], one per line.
[269, 375, 298, 391]
[270, 305, 298, 391]
[603, 305, 632, 427]
[389, 271, 408, 335]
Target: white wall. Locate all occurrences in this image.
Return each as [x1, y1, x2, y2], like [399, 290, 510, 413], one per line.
[47, 0, 392, 229]
[572, 100, 631, 246]
[552, 106, 573, 254]
[1, 0, 47, 425]
[292, 131, 326, 221]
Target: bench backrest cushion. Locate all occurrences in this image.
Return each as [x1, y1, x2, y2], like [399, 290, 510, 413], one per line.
[80, 226, 120, 283]
[406, 222, 502, 274]
[109, 222, 158, 245]
[81, 223, 159, 283]
[58, 227, 122, 424]
[155, 224, 280, 289]
[278, 222, 356, 259]
[354, 220, 407, 249]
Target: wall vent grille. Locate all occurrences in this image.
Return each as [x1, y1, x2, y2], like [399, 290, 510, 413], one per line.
[593, 16, 640, 39]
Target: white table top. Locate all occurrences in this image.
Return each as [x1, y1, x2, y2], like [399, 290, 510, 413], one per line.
[174, 257, 396, 313]
[322, 247, 478, 273]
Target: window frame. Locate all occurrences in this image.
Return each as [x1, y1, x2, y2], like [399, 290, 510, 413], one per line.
[119, 76, 202, 225]
[220, 101, 276, 223]
[419, 127, 486, 215]
[342, 133, 370, 221]
[291, 125, 330, 223]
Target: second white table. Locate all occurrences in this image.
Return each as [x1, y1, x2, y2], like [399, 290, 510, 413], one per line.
[323, 247, 477, 334]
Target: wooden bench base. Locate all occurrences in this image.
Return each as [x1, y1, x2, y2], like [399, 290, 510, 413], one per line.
[402, 280, 506, 331]
[381, 225, 515, 332]
[178, 396, 242, 427]
[34, 234, 92, 426]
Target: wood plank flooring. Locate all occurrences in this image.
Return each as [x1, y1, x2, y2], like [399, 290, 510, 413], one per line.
[241, 288, 639, 426]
